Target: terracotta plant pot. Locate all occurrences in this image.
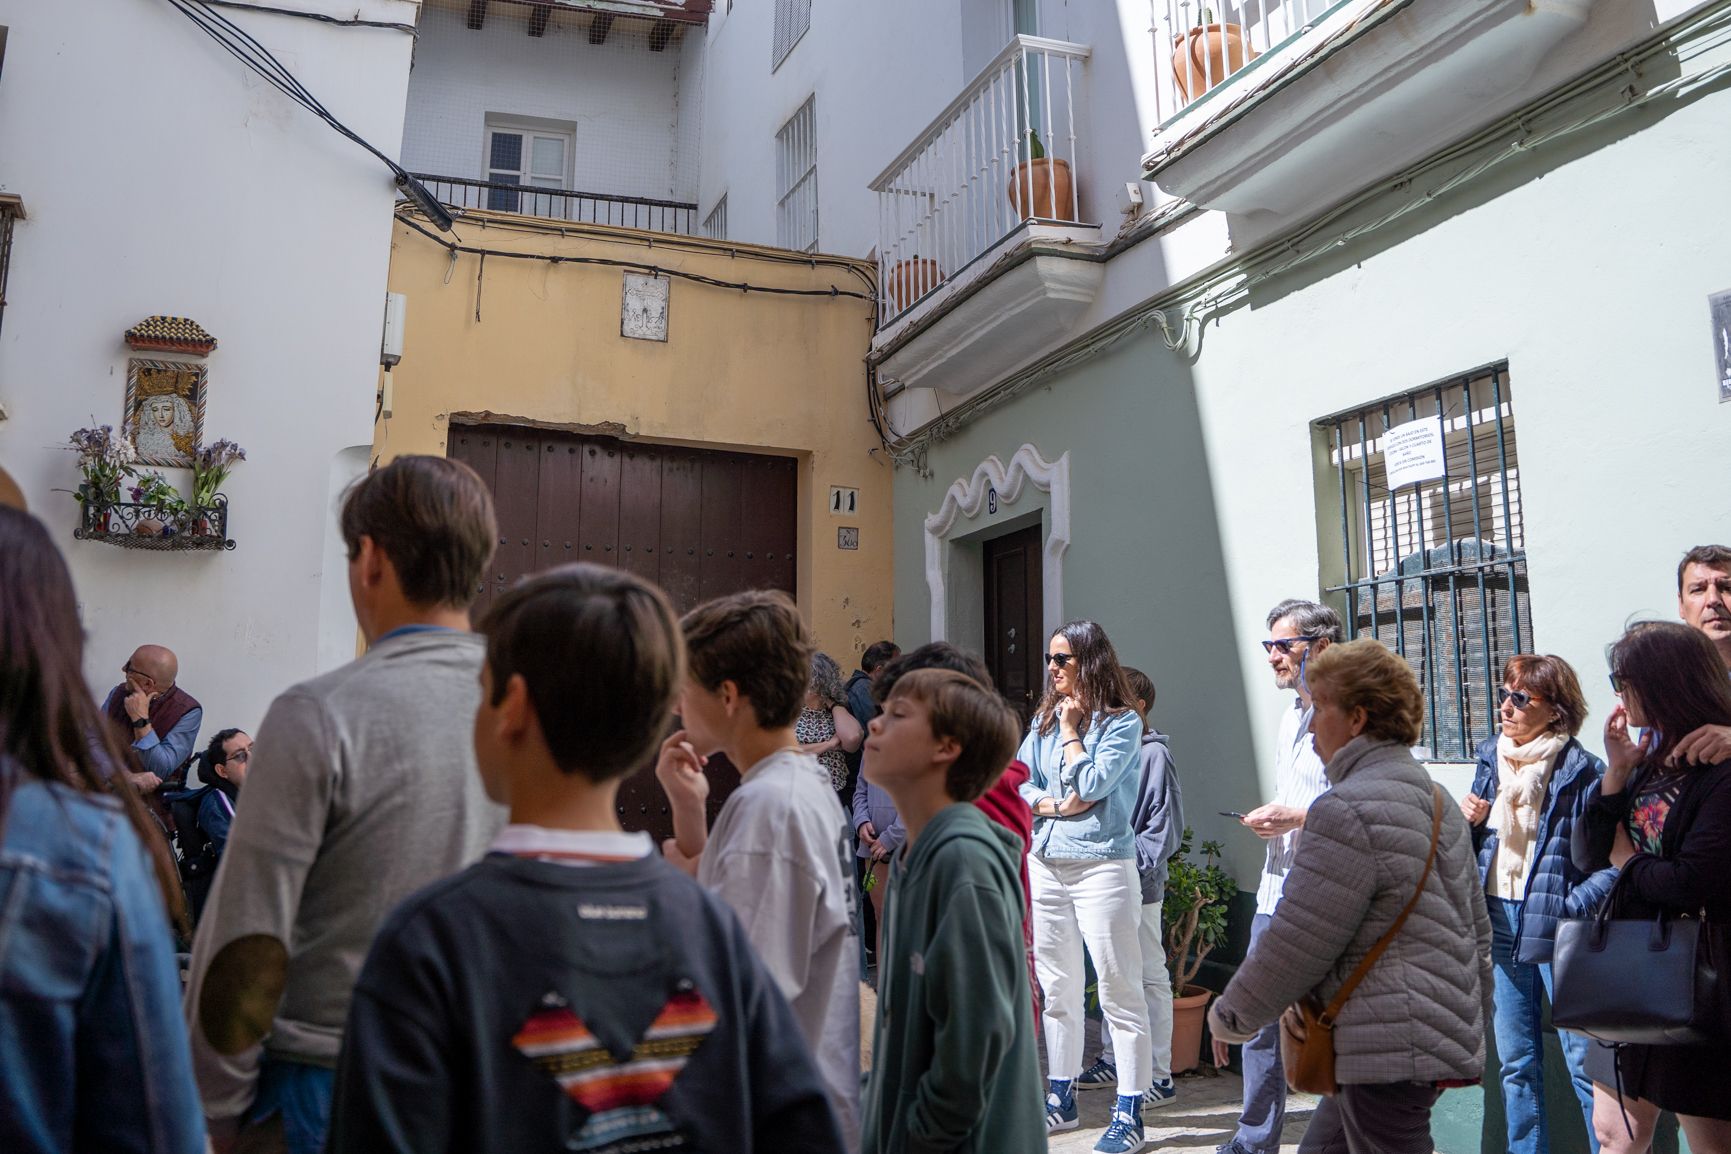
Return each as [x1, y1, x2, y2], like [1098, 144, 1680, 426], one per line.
[1169, 983, 1215, 1074]
[1007, 157, 1076, 222]
[1172, 24, 1256, 104]
[888, 258, 944, 312]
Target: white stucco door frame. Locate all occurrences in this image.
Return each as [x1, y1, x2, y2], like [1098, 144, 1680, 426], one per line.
[924, 442, 1070, 643]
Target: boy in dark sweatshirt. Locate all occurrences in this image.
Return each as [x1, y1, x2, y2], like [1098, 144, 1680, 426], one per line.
[1076, 666, 1185, 1108]
[859, 667, 1046, 1154]
[326, 564, 840, 1154]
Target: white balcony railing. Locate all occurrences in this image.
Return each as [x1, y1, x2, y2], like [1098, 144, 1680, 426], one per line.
[1153, 0, 1342, 125]
[870, 36, 1090, 326]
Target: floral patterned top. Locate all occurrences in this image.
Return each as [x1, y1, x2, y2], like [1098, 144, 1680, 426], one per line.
[796, 706, 849, 792]
[1628, 770, 1688, 855]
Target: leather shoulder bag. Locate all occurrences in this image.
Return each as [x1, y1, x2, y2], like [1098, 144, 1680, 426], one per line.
[1552, 859, 1728, 1046]
[1280, 784, 1444, 1096]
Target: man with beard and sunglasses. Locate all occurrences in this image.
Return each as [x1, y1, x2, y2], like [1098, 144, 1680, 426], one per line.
[1213, 598, 1340, 1154]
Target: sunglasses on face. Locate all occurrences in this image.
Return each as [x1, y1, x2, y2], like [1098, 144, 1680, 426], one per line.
[1261, 636, 1320, 655]
[1043, 653, 1075, 668]
[1497, 688, 1541, 710]
[1609, 673, 1629, 695]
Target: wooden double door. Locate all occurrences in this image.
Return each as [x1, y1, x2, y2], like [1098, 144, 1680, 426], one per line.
[449, 424, 799, 839]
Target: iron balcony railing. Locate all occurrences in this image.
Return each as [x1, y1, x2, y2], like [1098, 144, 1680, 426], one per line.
[411, 174, 698, 235]
[869, 35, 1091, 326]
[1153, 0, 1349, 124]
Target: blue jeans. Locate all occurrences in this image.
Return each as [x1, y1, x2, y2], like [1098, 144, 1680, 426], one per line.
[249, 1057, 336, 1154]
[1488, 897, 1598, 1154]
[1234, 913, 1286, 1153]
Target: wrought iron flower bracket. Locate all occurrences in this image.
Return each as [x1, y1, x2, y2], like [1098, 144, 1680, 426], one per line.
[73, 494, 236, 551]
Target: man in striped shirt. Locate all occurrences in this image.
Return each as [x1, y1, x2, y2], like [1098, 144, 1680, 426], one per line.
[1214, 598, 1342, 1154]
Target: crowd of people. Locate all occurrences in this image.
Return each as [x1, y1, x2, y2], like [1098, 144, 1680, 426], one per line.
[1, 453, 1728, 1154]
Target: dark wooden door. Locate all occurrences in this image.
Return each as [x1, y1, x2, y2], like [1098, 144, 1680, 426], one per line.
[448, 425, 799, 840]
[983, 523, 1044, 725]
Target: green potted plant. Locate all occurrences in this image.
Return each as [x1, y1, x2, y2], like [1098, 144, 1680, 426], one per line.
[1006, 129, 1076, 223]
[1171, 6, 1256, 105]
[128, 471, 194, 537]
[1162, 829, 1236, 1072]
[190, 439, 246, 534]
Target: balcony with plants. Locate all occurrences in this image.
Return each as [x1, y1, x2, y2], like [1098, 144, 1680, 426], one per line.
[868, 34, 1104, 428]
[1143, 0, 1600, 232]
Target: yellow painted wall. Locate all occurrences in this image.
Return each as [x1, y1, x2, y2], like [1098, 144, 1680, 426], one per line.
[376, 211, 892, 660]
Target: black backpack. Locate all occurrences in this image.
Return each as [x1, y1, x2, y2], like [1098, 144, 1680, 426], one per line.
[163, 783, 221, 921]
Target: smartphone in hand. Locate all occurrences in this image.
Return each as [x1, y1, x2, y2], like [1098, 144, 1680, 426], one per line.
[1219, 810, 1247, 819]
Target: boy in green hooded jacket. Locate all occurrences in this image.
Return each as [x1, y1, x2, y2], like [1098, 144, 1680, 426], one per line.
[859, 668, 1046, 1153]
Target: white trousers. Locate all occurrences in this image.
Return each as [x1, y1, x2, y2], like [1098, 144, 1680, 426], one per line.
[1029, 855, 1151, 1094]
[1100, 900, 1174, 1082]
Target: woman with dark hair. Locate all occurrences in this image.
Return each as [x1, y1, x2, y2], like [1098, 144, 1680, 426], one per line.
[1577, 622, 1731, 1152]
[0, 506, 204, 1153]
[1461, 654, 1616, 1153]
[1015, 620, 1151, 1154]
[796, 651, 864, 801]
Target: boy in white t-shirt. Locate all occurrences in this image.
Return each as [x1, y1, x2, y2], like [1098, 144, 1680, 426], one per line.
[657, 590, 861, 1149]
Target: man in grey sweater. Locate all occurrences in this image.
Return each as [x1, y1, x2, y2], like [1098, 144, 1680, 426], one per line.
[184, 456, 507, 1154]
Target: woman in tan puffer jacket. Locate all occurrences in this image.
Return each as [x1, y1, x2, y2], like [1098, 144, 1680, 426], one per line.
[1209, 639, 1493, 1154]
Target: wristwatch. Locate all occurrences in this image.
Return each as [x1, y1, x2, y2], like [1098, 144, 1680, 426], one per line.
[130, 716, 150, 730]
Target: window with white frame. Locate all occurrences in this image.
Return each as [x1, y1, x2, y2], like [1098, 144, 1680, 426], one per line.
[775, 98, 817, 252]
[484, 121, 572, 215]
[1318, 364, 1532, 761]
[701, 195, 728, 240]
[772, 0, 811, 70]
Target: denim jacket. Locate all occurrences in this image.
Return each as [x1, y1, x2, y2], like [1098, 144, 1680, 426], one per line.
[1468, 736, 1618, 964]
[1017, 709, 1144, 860]
[0, 770, 206, 1154]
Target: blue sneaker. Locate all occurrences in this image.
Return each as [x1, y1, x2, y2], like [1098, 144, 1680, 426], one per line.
[1094, 1095, 1146, 1153]
[1045, 1081, 1079, 1134]
[1144, 1076, 1176, 1109]
[1076, 1057, 1118, 1089]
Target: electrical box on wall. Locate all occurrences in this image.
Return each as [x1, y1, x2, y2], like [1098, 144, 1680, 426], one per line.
[381, 292, 406, 366]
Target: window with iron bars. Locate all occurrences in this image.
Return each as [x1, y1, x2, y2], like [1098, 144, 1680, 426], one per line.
[776, 97, 818, 252]
[701, 194, 728, 240]
[1318, 364, 1533, 762]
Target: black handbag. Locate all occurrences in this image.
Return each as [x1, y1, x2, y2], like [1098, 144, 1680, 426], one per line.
[1551, 869, 1728, 1046]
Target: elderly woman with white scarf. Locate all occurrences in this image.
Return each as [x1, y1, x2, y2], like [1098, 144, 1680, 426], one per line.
[1460, 654, 1617, 1154]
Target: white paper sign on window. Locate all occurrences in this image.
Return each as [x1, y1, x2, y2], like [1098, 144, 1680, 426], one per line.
[1383, 418, 1447, 491]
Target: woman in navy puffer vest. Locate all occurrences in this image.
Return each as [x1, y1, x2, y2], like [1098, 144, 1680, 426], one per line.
[1461, 654, 1616, 1154]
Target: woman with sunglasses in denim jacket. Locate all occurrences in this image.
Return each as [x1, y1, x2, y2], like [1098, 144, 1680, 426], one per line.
[1461, 654, 1617, 1154]
[0, 506, 204, 1154]
[1017, 619, 1150, 1154]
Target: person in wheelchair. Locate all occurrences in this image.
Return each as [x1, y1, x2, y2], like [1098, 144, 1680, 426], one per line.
[166, 728, 249, 924]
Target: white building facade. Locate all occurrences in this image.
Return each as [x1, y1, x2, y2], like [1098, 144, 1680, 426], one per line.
[0, 0, 418, 735]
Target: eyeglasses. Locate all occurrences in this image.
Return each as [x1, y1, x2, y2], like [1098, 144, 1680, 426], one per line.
[1609, 673, 1629, 695]
[1261, 636, 1320, 655]
[225, 748, 253, 766]
[1043, 653, 1075, 668]
[122, 663, 155, 684]
[1497, 688, 1541, 710]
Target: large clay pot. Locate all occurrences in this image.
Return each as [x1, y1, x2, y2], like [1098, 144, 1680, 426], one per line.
[1172, 24, 1256, 104]
[1169, 984, 1215, 1074]
[888, 258, 944, 312]
[1007, 157, 1076, 222]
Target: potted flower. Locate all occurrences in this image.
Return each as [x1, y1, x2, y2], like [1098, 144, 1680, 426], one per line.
[191, 439, 246, 534]
[1162, 829, 1236, 1072]
[1006, 129, 1076, 223]
[128, 471, 194, 537]
[65, 424, 136, 532]
[1171, 7, 1257, 105]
